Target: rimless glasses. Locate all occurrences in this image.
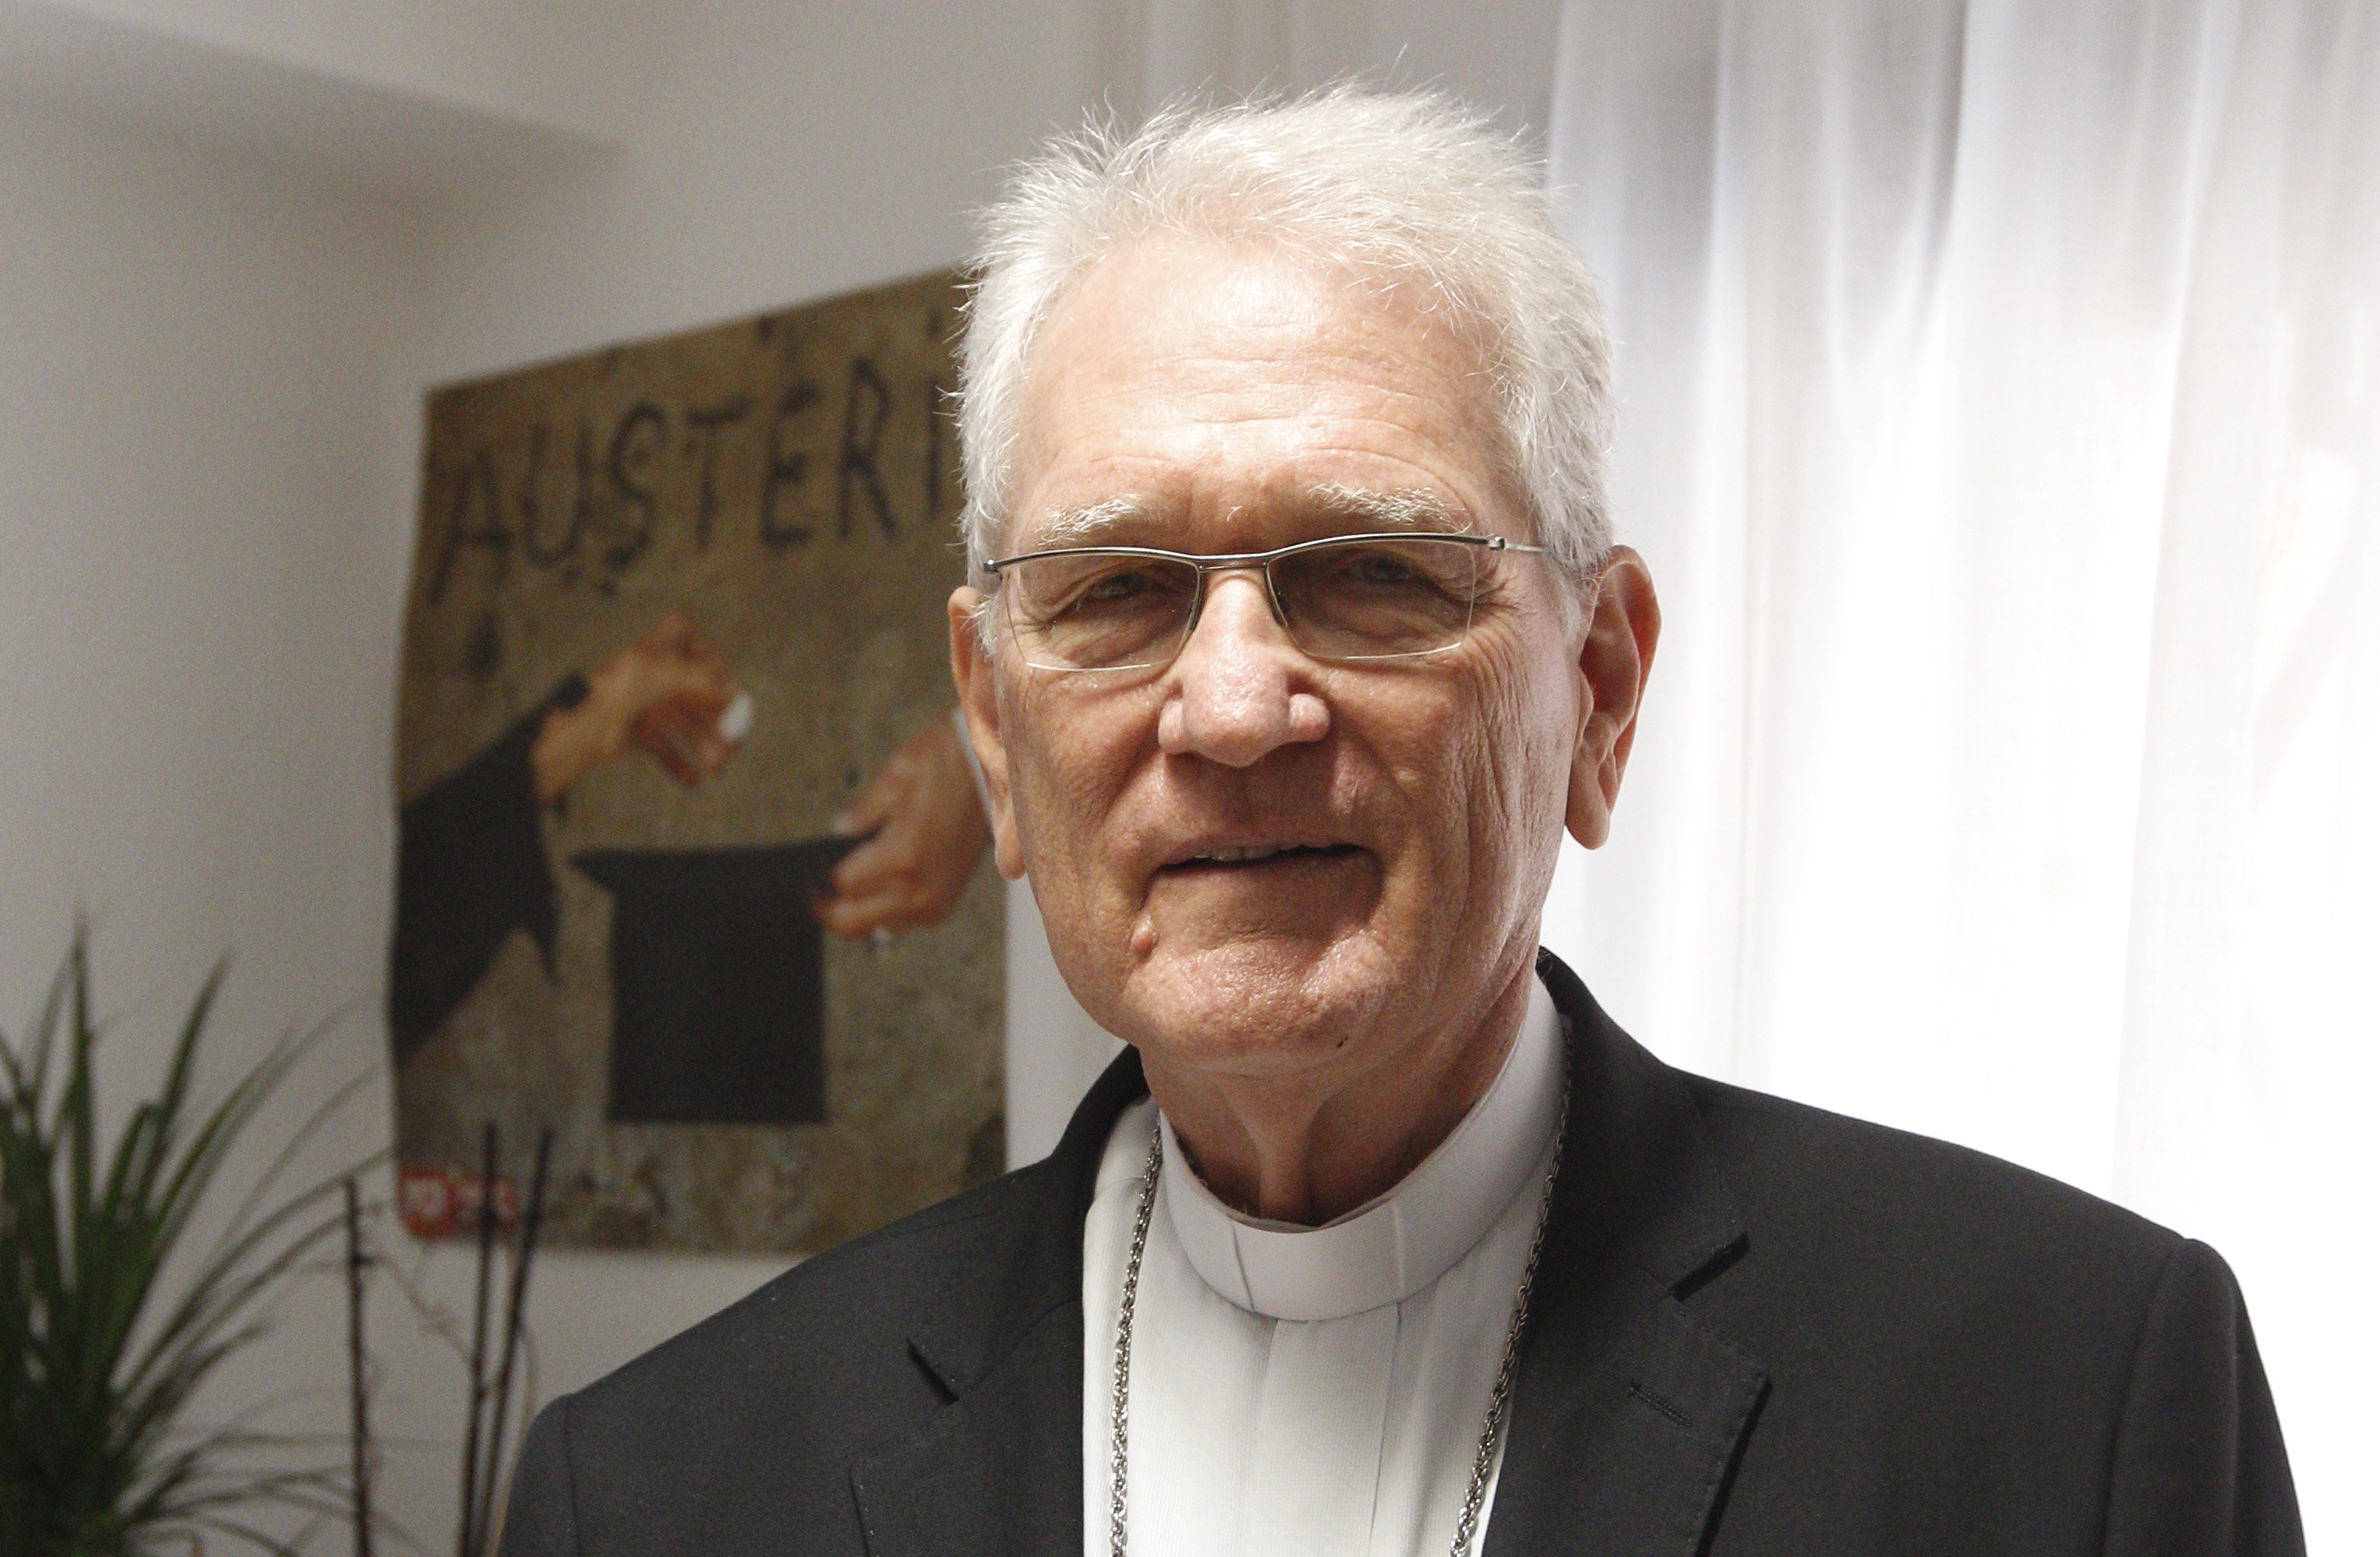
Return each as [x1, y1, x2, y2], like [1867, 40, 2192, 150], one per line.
[982, 531, 1549, 674]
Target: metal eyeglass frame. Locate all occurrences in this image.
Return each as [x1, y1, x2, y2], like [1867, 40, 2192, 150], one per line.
[979, 530, 1549, 673]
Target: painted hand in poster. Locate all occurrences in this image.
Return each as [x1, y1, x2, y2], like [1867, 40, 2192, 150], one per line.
[530, 611, 745, 801]
[817, 717, 993, 941]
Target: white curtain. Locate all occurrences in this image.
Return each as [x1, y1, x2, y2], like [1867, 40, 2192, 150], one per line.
[1539, 1, 2377, 1543]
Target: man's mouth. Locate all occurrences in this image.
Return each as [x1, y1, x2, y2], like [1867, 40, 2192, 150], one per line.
[1162, 842, 1365, 870]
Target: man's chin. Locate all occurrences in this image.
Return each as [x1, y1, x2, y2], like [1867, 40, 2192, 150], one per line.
[1115, 933, 1396, 1074]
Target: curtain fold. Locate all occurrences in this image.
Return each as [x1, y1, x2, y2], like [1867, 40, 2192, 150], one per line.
[1543, 2, 2376, 1542]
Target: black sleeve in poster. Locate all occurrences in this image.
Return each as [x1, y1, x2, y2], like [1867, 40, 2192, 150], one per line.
[387, 676, 586, 1068]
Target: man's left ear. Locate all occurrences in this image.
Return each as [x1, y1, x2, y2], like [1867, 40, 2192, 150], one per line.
[1565, 547, 1660, 850]
[949, 586, 1027, 880]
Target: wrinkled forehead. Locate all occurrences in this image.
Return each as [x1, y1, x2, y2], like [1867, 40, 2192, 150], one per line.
[1001, 233, 1521, 558]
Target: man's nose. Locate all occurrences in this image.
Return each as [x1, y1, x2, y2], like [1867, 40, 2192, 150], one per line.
[1158, 572, 1330, 765]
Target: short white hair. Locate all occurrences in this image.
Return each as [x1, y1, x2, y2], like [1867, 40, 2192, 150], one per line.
[955, 87, 1615, 593]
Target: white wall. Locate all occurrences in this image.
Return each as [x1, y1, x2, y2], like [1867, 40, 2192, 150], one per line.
[0, 7, 1092, 1542]
[0, 84, 433, 1542]
[0, 2, 1563, 1548]
[0, 3, 1115, 1548]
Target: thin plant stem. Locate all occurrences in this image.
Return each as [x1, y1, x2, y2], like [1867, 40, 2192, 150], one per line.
[473, 1129, 552, 1552]
[456, 1123, 497, 1557]
[346, 1175, 373, 1557]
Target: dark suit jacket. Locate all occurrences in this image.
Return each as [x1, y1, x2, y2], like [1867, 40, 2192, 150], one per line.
[499, 951, 2302, 1555]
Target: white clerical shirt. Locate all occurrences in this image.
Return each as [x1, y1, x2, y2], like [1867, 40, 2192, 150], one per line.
[1081, 973, 1567, 1557]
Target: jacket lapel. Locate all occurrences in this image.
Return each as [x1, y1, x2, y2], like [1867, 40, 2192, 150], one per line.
[1484, 951, 1770, 1555]
[849, 1047, 1149, 1557]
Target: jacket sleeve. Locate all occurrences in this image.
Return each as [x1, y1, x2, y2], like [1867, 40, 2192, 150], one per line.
[387, 675, 585, 1069]
[496, 1396, 582, 1557]
[2100, 1238, 2304, 1555]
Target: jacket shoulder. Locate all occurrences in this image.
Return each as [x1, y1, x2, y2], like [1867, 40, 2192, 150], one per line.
[511, 1047, 1147, 1555]
[1678, 1076, 2173, 1540]
[1666, 1074, 2301, 1550]
[1681, 1071, 2179, 1280]
[582, 1158, 1051, 1416]
[509, 1160, 1068, 1556]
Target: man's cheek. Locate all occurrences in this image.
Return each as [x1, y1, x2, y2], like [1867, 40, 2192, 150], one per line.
[1012, 744, 1123, 929]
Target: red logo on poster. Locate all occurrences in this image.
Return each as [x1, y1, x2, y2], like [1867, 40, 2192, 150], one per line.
[398, 1164, 520, 1240]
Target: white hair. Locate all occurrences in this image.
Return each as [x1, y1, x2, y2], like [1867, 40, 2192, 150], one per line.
[954, 87, 1615, 593]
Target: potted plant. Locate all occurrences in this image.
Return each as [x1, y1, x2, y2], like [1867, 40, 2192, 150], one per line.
[1, 929, 368, 1555]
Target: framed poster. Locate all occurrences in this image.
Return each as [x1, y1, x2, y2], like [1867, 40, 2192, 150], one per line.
[388, 270, 1003, 1254]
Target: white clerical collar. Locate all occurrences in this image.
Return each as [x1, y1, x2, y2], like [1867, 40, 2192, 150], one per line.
[1157, 971, 1567, 1322]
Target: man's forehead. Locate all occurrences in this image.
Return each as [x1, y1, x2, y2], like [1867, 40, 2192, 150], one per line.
[1001, 236, 1523, 562]
[1010, 484, 1476, 555]
[1020, 235, 1491, 424]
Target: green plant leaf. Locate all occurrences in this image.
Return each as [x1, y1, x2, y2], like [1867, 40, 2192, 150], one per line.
[0, 926, 370, 1557]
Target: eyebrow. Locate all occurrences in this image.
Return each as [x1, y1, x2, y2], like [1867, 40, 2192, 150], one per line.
[1028, 496, 1158, 548]
[1020, 485, 1473, 552]
[1302, 484, 1471, 534]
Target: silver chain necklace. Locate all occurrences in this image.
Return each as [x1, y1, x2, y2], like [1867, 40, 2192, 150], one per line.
[1106, 1068, 1570, 1557]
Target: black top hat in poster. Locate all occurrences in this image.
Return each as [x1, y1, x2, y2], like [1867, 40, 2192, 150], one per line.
[389, 270, 1004, 1254]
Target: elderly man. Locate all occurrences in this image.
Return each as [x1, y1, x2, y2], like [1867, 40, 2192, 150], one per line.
[499, 91, 2299, 1556]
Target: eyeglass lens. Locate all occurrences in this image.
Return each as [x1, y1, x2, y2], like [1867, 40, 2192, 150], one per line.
[1003, 535, 1486, 672]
